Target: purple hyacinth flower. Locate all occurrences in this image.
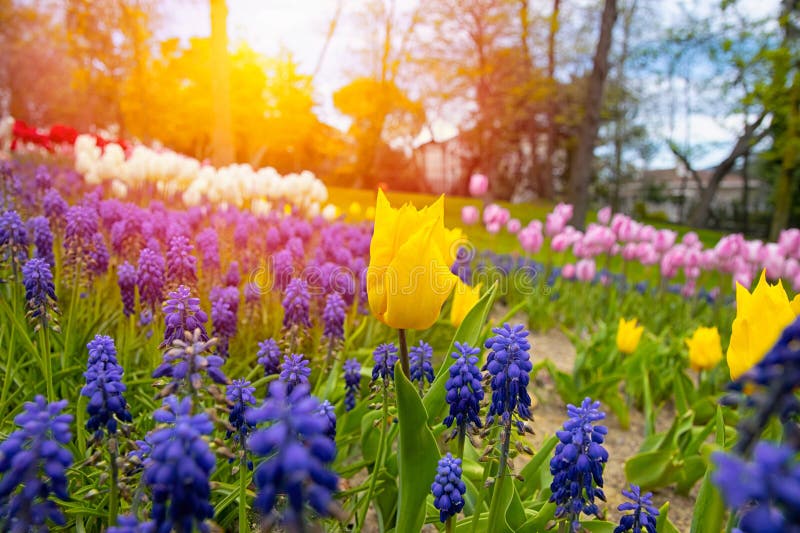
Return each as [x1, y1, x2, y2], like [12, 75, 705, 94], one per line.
[137, 248, 165, 313]
[152, 329, 228, 395]
[0, 209, 28, 273]
[22, 257, 59, 329]
[343, 358, 361, 412]
[162, 285, 208, 348]
[410, 341, 435, 389]
[257, 339, 282, 376]
[210, 285, 239, 357]
[245, 382, 338, 527]
[282, 278, 311, 330]
[322, 292, 346, 342]
[0, 396, 74, 530]
[117, 262, 137, 317]
[145, 396, 215, 532]
[443, 342, 484, 433]
[372, 343, 398, 382]
[166, 234, 198, 290]
[195, 228, 220, 274]
[431, 453, 467, 522]
[81, 335, 132, 439]
[549, 397, 609, 532]
[483, 323, 533, 431]
[615, 484, 659, 533]
[27, 215, 55, 267]
[280, 353, 311, 392]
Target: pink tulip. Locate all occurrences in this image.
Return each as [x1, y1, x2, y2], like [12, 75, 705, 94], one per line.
[483, 203, 510, 227]
[562, 263, 576, 279]
[681, 231, 700, 248]
[637, 225, 656, 242]
[793, 271, 800, 293]
[518, 222, 544, 254]
[763, 243, 785, 280]
[681, 280, 696, 298]
[621, 242, 638, 261]
[652, 229, 677, 254]
[733, 268, 754, 289]
[461, 205, 480, 225]
[546, 203, 573, 237]
[507, 218, 522, 234]
[660, 246, 685, 279]
[785, 258, 800, 280]
[469, 173, 489, 196]
[597, 206, 612, 225]
[575, 259, 596, 282]
[486, 222, 502, 234]
[610, 213, 630, 236]
[778, 228, 800, 258]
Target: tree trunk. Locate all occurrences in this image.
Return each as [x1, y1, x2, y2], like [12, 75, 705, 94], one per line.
[741, 143, 750, 234]
[542, 0, 560, 200]
[568, 0, 618, 229]
[769, 70, 799, 240]
[210, 0, 235, 165]
[688, 114, 767, 227]
[611, 0, 636, 211]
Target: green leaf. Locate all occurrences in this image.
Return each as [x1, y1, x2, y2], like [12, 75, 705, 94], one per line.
[690, 471, 726, 533]
[517, 501, 556, 533]
[624, 450, 677, 489]
[395, 361, 441, 533]
[676, 455, 708, 495]
[423, 282, 497, 425]
[655, 502, 682, 533]
[517, 435, 558, 500]
[360, 409, 384, 463]
[715, 406, 726, 447]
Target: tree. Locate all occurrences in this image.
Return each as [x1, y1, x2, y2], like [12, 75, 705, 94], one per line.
[568, 0, 618, 229]
[209, 0, 234, 165]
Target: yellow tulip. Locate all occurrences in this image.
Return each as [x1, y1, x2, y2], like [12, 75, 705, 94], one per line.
[450, 280, 482, 327]
[367, 189, 461, 330]
[365, 205, 376, 220]
[727, 271, 800, 379]
[686, 326, 722, 372]
[349, 201, 362, 218]
[617, 317, 644, 354]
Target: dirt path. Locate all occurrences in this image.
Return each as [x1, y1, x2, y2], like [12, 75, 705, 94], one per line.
[527, 329, 696, 532]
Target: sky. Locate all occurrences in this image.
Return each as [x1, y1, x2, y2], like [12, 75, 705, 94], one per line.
[162, 0, 778, 170]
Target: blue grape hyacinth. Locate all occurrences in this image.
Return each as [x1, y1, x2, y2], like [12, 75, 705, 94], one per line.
[410, 340, 434, 390]
[372, 343, 399, 383]
[108, 515, 155, 533]
[712, 441, 800, 532]
[615, 484, 659, 533]
[246, 382, 338, 527]
[443, 342, 484, 434]
[28, 215, 55, 267]
[117, 261, 137, 318]
[280, 353, 311, 392]
[318, 400, 337, 441]
[257, 338, 282, 376]
[0, 396, 74, 531]
[483, 323, 533, 431]
[0, 209, 28, 274]
[22, 257, 59, 330]
[152, 329, 228, 395]
[343, 358, 361, 411]
[161, 285, 208, 348]
[226, 379, 257, 466]
[431, 453, 466, 522]
[145, 396, 216, 533]
[282, 277, 312, 330]
[82, 335, 132, 439]
[322, 291, 346, 342]
[550, 397, 609, 532]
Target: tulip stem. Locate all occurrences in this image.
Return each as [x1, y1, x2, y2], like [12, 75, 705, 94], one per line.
[398, 329, 410, 378]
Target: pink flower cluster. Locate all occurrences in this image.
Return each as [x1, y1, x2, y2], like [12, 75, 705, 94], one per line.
[521, 204, 800, 292]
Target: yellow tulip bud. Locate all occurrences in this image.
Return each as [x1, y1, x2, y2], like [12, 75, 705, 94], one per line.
[349, 201, 362, 218]
[616, 317, 644, 354]
[450, 280, 482, 327]
[686, 326, 722, 372]
[727, 270, 800, 379]
[367, 189, 460, 330]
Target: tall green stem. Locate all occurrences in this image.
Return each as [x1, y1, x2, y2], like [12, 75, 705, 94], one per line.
[486, 419, 512, 528]
[238, 455, 248, 533]
[109, 438, 119, 525]
[38, 324, 54, 402]
[358, 384, 389, 529]
[398, 329, 409, 378]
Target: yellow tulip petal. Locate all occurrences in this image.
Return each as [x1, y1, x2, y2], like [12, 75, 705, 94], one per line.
[381, 218, 458, 330]
[450, 280, 482, 327]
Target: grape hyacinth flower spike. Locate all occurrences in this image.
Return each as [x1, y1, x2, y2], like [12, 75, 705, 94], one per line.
[81, 335, 132, 440]
[257, 338, 282, 377]
[410, 340, 434, 394]
[152, 328, 228, 397]
[245, 382, 338, 528]
[145, 396, 216, 532]
[550, 397, 609, 532]
[22, 257, 59, 331]
[117, 261, 137, 318]
[280, 353, 311, 392]
[431, 453, 466, 523]
[226, 379, 257, 467]
[443, 342, 484, 440]
[615, 484, 659, 533]
[161, 285, 208, 348]
[343, 358, 362, 412]
[483, 323, 533, 433]
[0, 396, 74, 531]
[371, 343, 399, 384]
